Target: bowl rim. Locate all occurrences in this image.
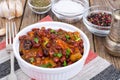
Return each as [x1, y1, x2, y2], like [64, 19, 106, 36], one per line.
[83, 5, 113, 28]
[13, 21, 90, 72]
[28, 0, 52, 9]
[51, 0, 88, 17]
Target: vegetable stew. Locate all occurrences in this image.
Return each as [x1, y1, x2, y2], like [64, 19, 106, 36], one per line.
[19, 27, 84, 68]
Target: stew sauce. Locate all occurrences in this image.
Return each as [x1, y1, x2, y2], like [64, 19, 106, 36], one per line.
[19, 27, 84, 68]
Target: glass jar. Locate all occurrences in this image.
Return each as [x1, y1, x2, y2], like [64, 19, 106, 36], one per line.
[104, 9, 120, 56]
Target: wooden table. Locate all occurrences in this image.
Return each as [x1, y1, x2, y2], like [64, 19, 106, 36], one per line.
[0, 0, 120, 69]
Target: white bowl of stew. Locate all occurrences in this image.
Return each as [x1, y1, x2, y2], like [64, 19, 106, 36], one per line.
[13, 21, 90, 80]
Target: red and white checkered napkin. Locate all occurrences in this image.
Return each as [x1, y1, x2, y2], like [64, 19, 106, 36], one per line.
[0, 16, 120, 80]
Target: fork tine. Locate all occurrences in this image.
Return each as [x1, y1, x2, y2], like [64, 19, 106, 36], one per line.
[12, 22, 14, 39]
[6, 22, 16, 46]
[14, 22, 17, 36]
[13, 22, 17, 37]
[6, 22, 8, 46]
[9, 22, 12, 45]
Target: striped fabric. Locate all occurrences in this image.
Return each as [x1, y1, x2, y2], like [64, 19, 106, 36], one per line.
[0, 16, 120, 80]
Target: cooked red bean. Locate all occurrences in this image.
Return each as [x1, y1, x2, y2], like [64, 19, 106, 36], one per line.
[33, 43, 40, 48]
[60, 56, 66, 63]
[37, 50, 43, 57]
[23, 40, 33, 50]
[46, 43, 51, 48]
[53, 57, 60, 63]
[43, 49, 49, 57]
[55, 45, 61, 50]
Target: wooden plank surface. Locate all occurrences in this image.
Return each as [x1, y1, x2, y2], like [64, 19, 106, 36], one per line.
[90, 0, 120, 69]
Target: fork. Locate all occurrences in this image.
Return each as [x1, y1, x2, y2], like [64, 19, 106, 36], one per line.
[6, 22, 17, 80]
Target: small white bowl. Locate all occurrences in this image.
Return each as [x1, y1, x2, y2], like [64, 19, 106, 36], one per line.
[28, 0, 52, 14]
[13, 21, 90, 80]
[51, 0, 89, 23]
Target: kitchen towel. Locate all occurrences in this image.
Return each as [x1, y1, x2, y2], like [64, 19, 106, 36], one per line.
[0, 15, 120, 80]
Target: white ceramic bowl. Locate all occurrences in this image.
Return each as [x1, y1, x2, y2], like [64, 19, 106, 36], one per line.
[13, 21, 90, 80]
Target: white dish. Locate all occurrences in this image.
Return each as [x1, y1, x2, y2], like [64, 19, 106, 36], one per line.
[13, 21, 90, 80]
[51, 0, 89, 23]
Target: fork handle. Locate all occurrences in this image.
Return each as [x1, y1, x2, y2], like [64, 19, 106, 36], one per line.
[10, 52, 15, 73]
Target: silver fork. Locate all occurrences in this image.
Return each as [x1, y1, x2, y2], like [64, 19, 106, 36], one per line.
[6, 22, 17, 80]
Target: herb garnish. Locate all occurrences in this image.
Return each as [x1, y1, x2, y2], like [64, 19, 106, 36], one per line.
[34, 37, 39, 43]
[66, 48, 71, 58]
[74, 35, 81, 41]
[31, 0, 50, 7]
[53, 52, 62, 58]
[65, 35, 70, 40]
[40, 63, 52, 68]
[63, 61, 67, 66]
[29, 57, 34, 63]
[50, 29, 57, 34]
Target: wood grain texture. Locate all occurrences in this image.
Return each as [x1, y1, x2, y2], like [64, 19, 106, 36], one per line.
[90, 0, 120, 69]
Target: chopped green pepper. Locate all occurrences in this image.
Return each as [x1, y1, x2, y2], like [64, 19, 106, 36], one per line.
[63, 61, 67, 66]
[40, 63, 52, 68]
[53, 52, 62, 58]
[74, 35, 81, 41]
[50, 29, 57, 34]
[75, 38, 81, 41]
[50, 29, 55, 33]
[65, 35, 70, 40]
[34, 37, 39, 43]
[66, 48, 71, 58]
[29, 57, 34, 63]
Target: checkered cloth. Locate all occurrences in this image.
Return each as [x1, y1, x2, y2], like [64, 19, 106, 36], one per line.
[0, 16, 120, 80]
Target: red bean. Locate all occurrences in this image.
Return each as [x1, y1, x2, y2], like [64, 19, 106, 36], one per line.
[37, 50, 43, 57]
[51, 34, 56, 39]
[43, 49, 49, 57]
[33, 43, 40, 48]
[32, 28, 39, 31]
[53, 57, 60, 63]
[55, 45, 61, 50]
[60, 56, 66, 63]
[62, 50, 66, 56]
[74, 43, 78, 47]
[46, 43, 50, 48]
[62, 37, 66, 41]
[57, 62, 62, 67]
[68, 61, 73, 65]
[23, 40, 33, 50]
[66, 58, 70, 62]
[19, 35, 27, 40]
[41, 57, 45, 59]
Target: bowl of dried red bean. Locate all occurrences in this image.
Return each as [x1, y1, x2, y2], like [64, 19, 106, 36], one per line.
[13, 21, 90, 80]
[83, 5, 113, 36]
